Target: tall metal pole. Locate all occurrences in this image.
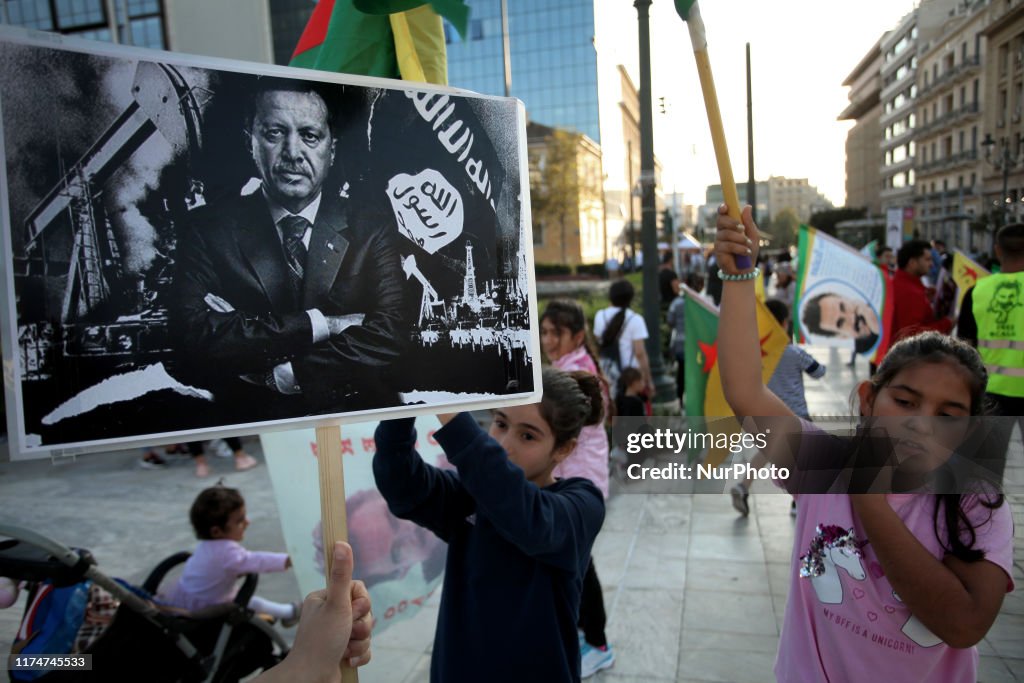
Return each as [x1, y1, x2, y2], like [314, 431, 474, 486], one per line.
[635, 0, 673, 404]
[746, 43, 756, 221]
[1001, 148, 1010, 228]
[500, 0, 512, 98]
[104, 0, 120, 43]
[120, 0, 134, 45]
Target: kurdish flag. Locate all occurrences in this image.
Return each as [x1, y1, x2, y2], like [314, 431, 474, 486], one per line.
[682, 285, 788, 465]
[290, 0, 470, 85]
[952, 249, 990, 316]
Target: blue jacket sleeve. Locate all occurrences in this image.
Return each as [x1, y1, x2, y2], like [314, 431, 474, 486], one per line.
[434, 413, 605, 573]
[373, 417, 475, 543]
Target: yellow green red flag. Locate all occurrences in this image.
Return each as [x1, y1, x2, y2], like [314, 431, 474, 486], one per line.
[952, 249, 990, 316]
[682, 285, 788, 466]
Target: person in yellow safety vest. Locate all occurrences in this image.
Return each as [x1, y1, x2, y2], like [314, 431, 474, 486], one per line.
[957, 223, 1024, 481]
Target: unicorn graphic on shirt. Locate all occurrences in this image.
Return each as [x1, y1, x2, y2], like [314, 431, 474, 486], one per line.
[893, 590, 943, 647]
[800, 524, 867, 604]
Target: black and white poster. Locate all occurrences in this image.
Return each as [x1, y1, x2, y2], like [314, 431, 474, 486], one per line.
[0, 30, 538, 458]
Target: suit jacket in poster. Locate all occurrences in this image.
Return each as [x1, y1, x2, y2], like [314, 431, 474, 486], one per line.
[171, 190, 405, 420]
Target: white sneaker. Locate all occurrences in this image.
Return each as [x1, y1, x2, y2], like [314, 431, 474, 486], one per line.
[580, 643, 614, 678]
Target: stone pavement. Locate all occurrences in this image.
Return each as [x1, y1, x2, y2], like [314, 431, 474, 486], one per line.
[0, 345, 1022, 682]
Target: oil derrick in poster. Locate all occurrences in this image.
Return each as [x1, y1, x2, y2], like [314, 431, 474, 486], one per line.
[331, 87, 530, 399]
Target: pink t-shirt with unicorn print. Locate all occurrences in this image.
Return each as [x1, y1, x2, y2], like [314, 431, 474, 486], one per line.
[775, 423, 1014, 683]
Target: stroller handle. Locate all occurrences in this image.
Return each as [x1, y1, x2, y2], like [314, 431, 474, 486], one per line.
[0, 522, 160, 619]
[0, 522, 88, 571]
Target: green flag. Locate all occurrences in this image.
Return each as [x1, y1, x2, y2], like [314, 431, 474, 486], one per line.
[674, 0, 697, 19]
[682, 286, 718, 418]
[290, 0, 399, 77]
[289, 0, 468, 82]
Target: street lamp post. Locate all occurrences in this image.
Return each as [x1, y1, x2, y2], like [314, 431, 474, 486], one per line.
[981, 132, 1021, 229]
[634, 0, 675, 405]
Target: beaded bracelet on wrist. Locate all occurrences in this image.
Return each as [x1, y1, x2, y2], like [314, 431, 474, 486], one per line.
[718, 267, 760, 282]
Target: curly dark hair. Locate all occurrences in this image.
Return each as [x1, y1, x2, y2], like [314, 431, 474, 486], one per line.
[190, 486, 245, 540]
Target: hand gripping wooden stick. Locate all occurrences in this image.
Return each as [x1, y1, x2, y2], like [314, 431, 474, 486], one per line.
[317, 425, 359, 683]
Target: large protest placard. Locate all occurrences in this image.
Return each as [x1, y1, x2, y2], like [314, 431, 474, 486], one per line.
[793, 226, 893, 363]
[260, 418, 449, 635]
[0, 29, 539, 459]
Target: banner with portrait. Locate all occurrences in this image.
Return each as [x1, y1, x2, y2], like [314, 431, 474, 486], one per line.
[793, 226, 894, 364]
[0, 28, 539, 459]
[260, 418, 449, 636]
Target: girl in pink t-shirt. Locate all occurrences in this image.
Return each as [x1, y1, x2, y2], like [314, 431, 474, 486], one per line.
[540, 299, 616, 678]
[163, 486, 299, 624]
[714, 204, 1013, 682]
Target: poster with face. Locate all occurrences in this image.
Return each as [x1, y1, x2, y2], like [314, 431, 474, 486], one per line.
[259, 420, 450, 636]
[794, 226, 894, 361]
[0, 29, 539, 459]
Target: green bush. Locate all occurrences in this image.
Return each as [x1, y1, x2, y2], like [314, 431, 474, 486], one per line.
[574, 263, 606, 278]
[534, 263, 572, 276]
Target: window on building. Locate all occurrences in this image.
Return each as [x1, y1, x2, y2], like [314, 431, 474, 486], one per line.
[7, 0, 55, 29]
[470, 18, 484, 40]
[55, 0, 104, 29]
[533, 220, 544, 245]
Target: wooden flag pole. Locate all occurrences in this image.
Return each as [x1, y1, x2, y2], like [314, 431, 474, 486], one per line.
[316, 424, 358, 683]
[679, 0, 752, 270]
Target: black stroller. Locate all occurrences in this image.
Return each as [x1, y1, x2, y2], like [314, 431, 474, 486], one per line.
[0, 522, 289, 682]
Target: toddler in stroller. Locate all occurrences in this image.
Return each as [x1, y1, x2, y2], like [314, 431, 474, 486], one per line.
[159, 486, 299, 626]
[0, 521, 289, 682]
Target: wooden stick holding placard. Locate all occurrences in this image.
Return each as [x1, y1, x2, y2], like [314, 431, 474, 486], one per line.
[316, 424, 358, 683]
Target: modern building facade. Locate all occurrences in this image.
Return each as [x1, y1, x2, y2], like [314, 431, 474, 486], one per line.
[981, 0, 1024, 234]
[700, 177, 832, 235]
[0, 0, 167, 49]
[878, 8, 922, 212]
[913, 0, 988, 250]
[446, 0, 601, 142]
[527, 121, 604, 265]
[841, 0, 1024, 254]
[840, 37, 885, 217]
[0, 0, 274, 63]
[446, 0, 659, 265]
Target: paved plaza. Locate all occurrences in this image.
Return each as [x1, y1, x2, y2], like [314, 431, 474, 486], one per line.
[0, 345, 1022, 682]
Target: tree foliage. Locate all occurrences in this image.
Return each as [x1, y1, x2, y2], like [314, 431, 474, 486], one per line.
[530, 129, 580, 263]
[769, 208, 800, 249]
[807, 206, 867, 236]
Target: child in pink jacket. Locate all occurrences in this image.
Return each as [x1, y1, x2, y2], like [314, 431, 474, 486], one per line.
[540, 299, 615, 678]
[163, 486, 299, 625]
